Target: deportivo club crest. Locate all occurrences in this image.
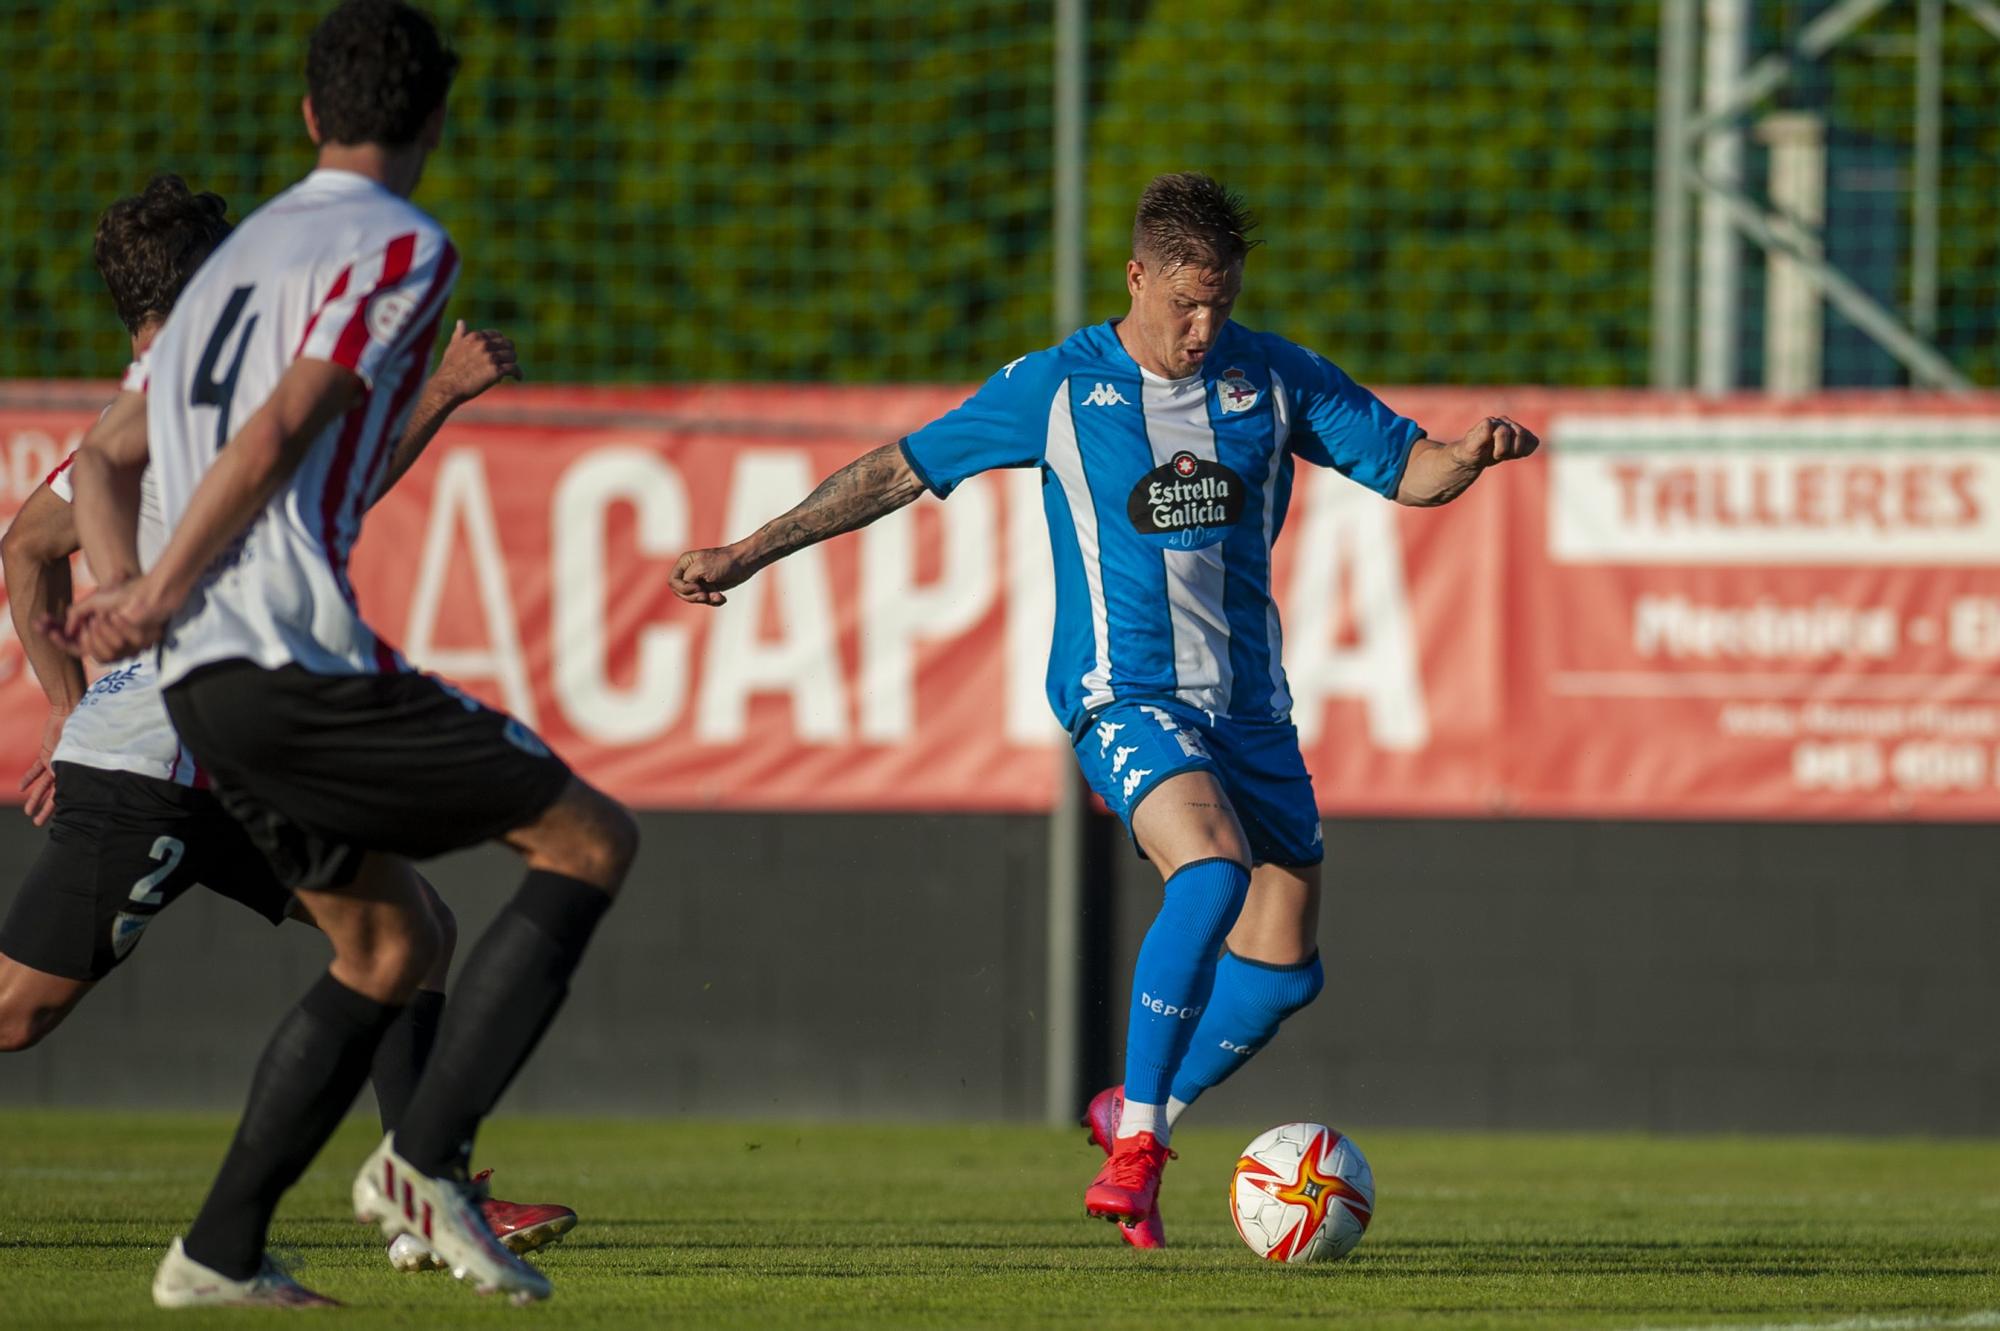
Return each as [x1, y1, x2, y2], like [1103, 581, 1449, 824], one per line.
[1216, 367, 1259, 414]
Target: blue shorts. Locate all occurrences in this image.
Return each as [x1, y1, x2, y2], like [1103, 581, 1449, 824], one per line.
[1071, 698, 1324, 867]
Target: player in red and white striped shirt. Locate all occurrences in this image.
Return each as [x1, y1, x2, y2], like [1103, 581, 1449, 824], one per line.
[0, 174, 577, 1279]
[58, 2, 638, 1309]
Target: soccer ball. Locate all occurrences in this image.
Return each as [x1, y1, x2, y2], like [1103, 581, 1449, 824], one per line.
[1229, 1122, 1374, 1263]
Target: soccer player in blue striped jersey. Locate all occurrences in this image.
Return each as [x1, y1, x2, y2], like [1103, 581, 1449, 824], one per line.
[670, 172, 1537, 1247]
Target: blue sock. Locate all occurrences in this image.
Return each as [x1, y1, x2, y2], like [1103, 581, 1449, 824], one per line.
[1168, 949, 1325, 1110]
[1122, 858, 1252, 1108]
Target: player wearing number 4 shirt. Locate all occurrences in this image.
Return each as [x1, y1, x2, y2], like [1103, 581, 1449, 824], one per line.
[672, 172, 1538, 1248]
[0, 173, 573, 1279]
[56, 1, 637, 1309]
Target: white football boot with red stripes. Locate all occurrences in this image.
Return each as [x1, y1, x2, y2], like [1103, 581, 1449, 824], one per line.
[387, 1170, 579, 1271]
[1083, 1085, 1167, 1249]
[353, 1134, 550, 1304]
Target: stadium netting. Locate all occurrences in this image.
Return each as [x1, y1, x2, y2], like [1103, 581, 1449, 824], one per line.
[3, 1, 1995, 387]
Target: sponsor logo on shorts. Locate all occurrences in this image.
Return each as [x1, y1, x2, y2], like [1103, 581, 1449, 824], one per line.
[1094, 720, 1125, 755]
[503, 719, 552, 759]
[1175, 731, 1209, 760]
[1121, 766, 1152, 801]
[433, 678, 484, 713]
[1111, 745, 1139, 775]
[109, 911, 151, 961]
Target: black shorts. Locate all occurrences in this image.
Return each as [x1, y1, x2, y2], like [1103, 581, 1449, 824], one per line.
[163, 661, 573, 893]
[0, 763, 292, 982]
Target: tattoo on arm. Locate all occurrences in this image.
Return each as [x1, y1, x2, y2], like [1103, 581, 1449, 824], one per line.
[745, 442, 925, 568]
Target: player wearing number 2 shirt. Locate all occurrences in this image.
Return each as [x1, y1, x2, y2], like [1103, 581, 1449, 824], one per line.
[58, 1, 637, 1309]
[672, 172, 1539, 1248]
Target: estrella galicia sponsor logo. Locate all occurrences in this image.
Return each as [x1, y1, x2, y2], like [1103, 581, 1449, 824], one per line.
[1127, 450, 1245, 549]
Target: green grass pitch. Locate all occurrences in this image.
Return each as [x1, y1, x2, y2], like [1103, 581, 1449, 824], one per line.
[0, 1111, 1994, 1329]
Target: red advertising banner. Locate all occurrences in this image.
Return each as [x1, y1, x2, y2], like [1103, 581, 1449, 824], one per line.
[3, 383, 1999, 819]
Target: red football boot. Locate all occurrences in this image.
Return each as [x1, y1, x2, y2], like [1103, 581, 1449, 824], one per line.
[1081, 1087, 1166, 1248]
[475, 1171, 579, 1255]
[1085, 1131, 1174, 1235]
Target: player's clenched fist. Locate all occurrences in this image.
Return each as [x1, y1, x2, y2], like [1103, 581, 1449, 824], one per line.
[670, 546, 754, 606]
[428, 321, 521, 403]
[1453, 416, 1539, 468]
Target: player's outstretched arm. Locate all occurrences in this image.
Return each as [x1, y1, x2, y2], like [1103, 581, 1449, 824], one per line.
[1, 483, 86, 826]
[60, 359, 363, 663]
[670, 441, 927, 606]
[368, 320, 521, 508]
[1394, 415, 1539, 507]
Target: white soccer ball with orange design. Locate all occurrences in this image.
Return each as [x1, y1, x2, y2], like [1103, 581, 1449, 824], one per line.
[1229, 1122, 1374, 1263]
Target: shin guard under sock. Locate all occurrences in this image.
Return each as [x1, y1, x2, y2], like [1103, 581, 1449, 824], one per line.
[1121, 858, 1251, 1111]
[372, 988, 445, 1135]
[392, 871, 611, 1178]
[183, 974, 402, 1279]
[1168, 949, 1324, 1111]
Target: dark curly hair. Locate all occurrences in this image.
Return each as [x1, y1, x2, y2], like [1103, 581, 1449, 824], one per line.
[93, 175, 234, 335]
[307, 0, 459, 148]
[1132, 172, 1262, 273]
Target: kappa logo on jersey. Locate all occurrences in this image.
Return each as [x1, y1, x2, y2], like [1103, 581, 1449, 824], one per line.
[364, 288, 421, 348]
[1121, 766, 1153, 801]
[1094, 719, 1125, 755]
[1111, 745, 1139, 775]
[1127, 450, 1246, 550]
[1082, 382, 1130, 407]
[1216, 367, 1260, 413]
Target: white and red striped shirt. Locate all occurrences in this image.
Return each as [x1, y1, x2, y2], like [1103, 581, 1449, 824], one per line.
[135, 168, 457, 687]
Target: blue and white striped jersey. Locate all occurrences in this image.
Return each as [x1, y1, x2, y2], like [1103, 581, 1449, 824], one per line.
[900, 319, 1422, 733]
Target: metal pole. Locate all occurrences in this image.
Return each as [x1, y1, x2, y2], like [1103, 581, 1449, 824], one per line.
[1912, 0, 1943, 341]
[1757, 113, 1826, 397]
[1652, 0, 1698, 389]
[1682, 0, 1894, 142]
[1952, 0, 2000, 42]
[1044, 0, 1087, 1129]
[1693, 164, 1974, 390]
[1697, 0, 1749, 396]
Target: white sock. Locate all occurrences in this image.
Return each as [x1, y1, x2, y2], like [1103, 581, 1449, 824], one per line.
[1117, 1098, 1169, 1143]
[1166, 1095, 1192, 1129]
